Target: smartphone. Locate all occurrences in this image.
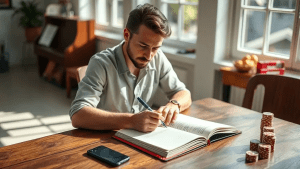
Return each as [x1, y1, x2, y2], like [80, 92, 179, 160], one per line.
[87, 146, 130, 166]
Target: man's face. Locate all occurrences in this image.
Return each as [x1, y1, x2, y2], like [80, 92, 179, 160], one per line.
[126, 25, 164, 69]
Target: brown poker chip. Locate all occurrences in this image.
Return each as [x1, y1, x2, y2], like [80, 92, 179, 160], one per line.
[250, 139, 260, 152]
[246, 151, 259, 163]
[263, 126, 275, 133]
[262, 112, 274, 121]
[262, 132, 275, 143]
[258, 143, 271, 159]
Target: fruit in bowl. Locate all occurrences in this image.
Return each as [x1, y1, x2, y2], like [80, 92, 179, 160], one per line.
[234, 54, 258, 72]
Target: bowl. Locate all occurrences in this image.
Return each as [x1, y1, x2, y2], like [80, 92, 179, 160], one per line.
[233, 61, 254, 72]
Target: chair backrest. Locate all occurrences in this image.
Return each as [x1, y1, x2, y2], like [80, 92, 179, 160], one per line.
[242, 74, 300, 124]
[76, 65, 88, 83]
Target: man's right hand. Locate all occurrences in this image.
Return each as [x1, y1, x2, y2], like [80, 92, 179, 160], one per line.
[130, 111, 165, 132]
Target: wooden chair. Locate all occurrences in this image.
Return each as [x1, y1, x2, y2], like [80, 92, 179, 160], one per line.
[66, 65, 87, 98]
[242, 74, 300, 124]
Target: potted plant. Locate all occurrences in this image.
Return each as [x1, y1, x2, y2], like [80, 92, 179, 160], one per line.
[12, 0, 44, 42]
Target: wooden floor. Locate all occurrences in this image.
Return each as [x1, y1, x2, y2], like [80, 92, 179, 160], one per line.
[0, 64, 76, 147]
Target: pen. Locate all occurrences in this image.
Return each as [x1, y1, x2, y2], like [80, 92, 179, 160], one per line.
[137, 97, 167, 128]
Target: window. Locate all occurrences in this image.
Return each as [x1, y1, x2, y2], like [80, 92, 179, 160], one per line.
[95, 0, 199, 49]
[159, 0, 198, 45]
[96, 0, 124, 32]
[232, 0, 300, 69]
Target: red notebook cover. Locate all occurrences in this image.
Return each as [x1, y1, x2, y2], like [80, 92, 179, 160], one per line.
[112, 136, 208, 161]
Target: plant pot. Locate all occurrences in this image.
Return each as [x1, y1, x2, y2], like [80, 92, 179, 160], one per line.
[25, 27, 42, 42]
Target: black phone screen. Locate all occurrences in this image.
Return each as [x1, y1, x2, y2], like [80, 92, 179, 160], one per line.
[87, 146, 130, 166]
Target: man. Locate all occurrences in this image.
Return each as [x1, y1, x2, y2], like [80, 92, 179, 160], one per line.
[70, 4, 192, 133]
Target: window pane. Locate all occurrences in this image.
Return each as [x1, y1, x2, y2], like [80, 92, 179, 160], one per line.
[272, 0, 296, 9]
[181, 0, 198, 3]
[161, 0, 179, 3]
[267, 12, 294, 57]
[116, 0, 123, 27]
[243, 0, 267, 7]
[161, 3, 179, 39]
[182, 5, 197, 42]
[136, 0, 150, 5]
[96, 0, 109, 25]
[240, 10, 266, 51]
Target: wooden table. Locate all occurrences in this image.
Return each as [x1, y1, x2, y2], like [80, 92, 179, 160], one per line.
[220, 67, 256, 102]
[1, 98, 300, 168]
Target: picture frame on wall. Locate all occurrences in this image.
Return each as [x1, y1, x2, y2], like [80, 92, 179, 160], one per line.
[0, 0, 12, 9]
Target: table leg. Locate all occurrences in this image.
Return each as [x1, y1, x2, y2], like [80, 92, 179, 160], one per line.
[223, 85, 231, 103]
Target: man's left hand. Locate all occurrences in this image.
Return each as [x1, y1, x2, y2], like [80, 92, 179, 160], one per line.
[156, 104, 180, 125]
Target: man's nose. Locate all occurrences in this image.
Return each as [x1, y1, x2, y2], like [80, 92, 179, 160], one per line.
[145, 49, 153, 60]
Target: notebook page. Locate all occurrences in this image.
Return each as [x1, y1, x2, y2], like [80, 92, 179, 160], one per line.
[116, 127, 202, 151]
[169, 114, 235, 138]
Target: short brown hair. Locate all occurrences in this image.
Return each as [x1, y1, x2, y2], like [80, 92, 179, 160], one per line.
[126, 3, 171, 38]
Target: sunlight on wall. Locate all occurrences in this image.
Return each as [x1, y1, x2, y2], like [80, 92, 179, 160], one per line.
[0, 112, 75, 147]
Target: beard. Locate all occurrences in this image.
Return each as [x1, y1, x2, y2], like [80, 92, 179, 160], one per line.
[126, 39, 149, 69]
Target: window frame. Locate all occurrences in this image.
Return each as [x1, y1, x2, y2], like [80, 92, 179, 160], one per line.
[95, 0, 124, 34]
[95, 0, 199, 50]
[231, 0, 300, 70]
[157, 0, 198, 49]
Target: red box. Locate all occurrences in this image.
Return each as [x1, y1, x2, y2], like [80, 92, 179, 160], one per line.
[256, 68, 285, 75]
[257, 60, 284, 69]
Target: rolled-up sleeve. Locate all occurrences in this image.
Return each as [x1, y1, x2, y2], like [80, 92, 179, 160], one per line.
[158, 51, 189, 98]
[69, 55, 107, 118]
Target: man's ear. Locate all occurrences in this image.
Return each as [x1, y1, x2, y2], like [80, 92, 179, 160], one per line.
[124, 28, 130, 42]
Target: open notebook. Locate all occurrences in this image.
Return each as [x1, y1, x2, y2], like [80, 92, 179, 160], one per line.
[113, 114, 241, 161]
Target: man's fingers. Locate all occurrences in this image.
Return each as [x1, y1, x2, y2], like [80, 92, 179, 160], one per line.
[162, 107, 170, 118]
[148, 111, 165, 121]
[165, 109, 175, 125]
[171, 110, 179, 123]
[146, 123, 159, 132]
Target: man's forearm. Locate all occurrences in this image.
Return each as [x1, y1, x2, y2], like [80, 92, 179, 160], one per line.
[71, 106, 134, 130]
[168, 90, 192, 112]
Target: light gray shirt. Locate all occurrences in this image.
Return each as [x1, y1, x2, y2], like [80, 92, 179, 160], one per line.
[69, 41, 188, 118]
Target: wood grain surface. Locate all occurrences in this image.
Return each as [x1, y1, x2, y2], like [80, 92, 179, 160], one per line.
[1, 98, 300, 168]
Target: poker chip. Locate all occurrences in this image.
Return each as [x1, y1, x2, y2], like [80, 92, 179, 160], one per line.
[262, 112, 274, 121]
[258, 143, 271, 159]
[250, 139, 260, 152]
[246, 151, 259, 163]
[263, 126, 275, 133]
[262, 132, 275, 144]
[271, 136, 276, 152]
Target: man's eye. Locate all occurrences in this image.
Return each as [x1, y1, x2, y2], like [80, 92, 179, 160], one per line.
[140, 45, 147, 48]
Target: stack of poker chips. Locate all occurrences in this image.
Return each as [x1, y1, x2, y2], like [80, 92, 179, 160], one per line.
[262, 132, 276, 152]
[245, 151, 259, 163]
[246, 112, 276, 163]
[258, 143, 271, 159]
[260, 112, 274, 142]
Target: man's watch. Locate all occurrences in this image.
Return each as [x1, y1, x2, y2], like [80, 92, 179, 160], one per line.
[169, 100, 181, 112]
